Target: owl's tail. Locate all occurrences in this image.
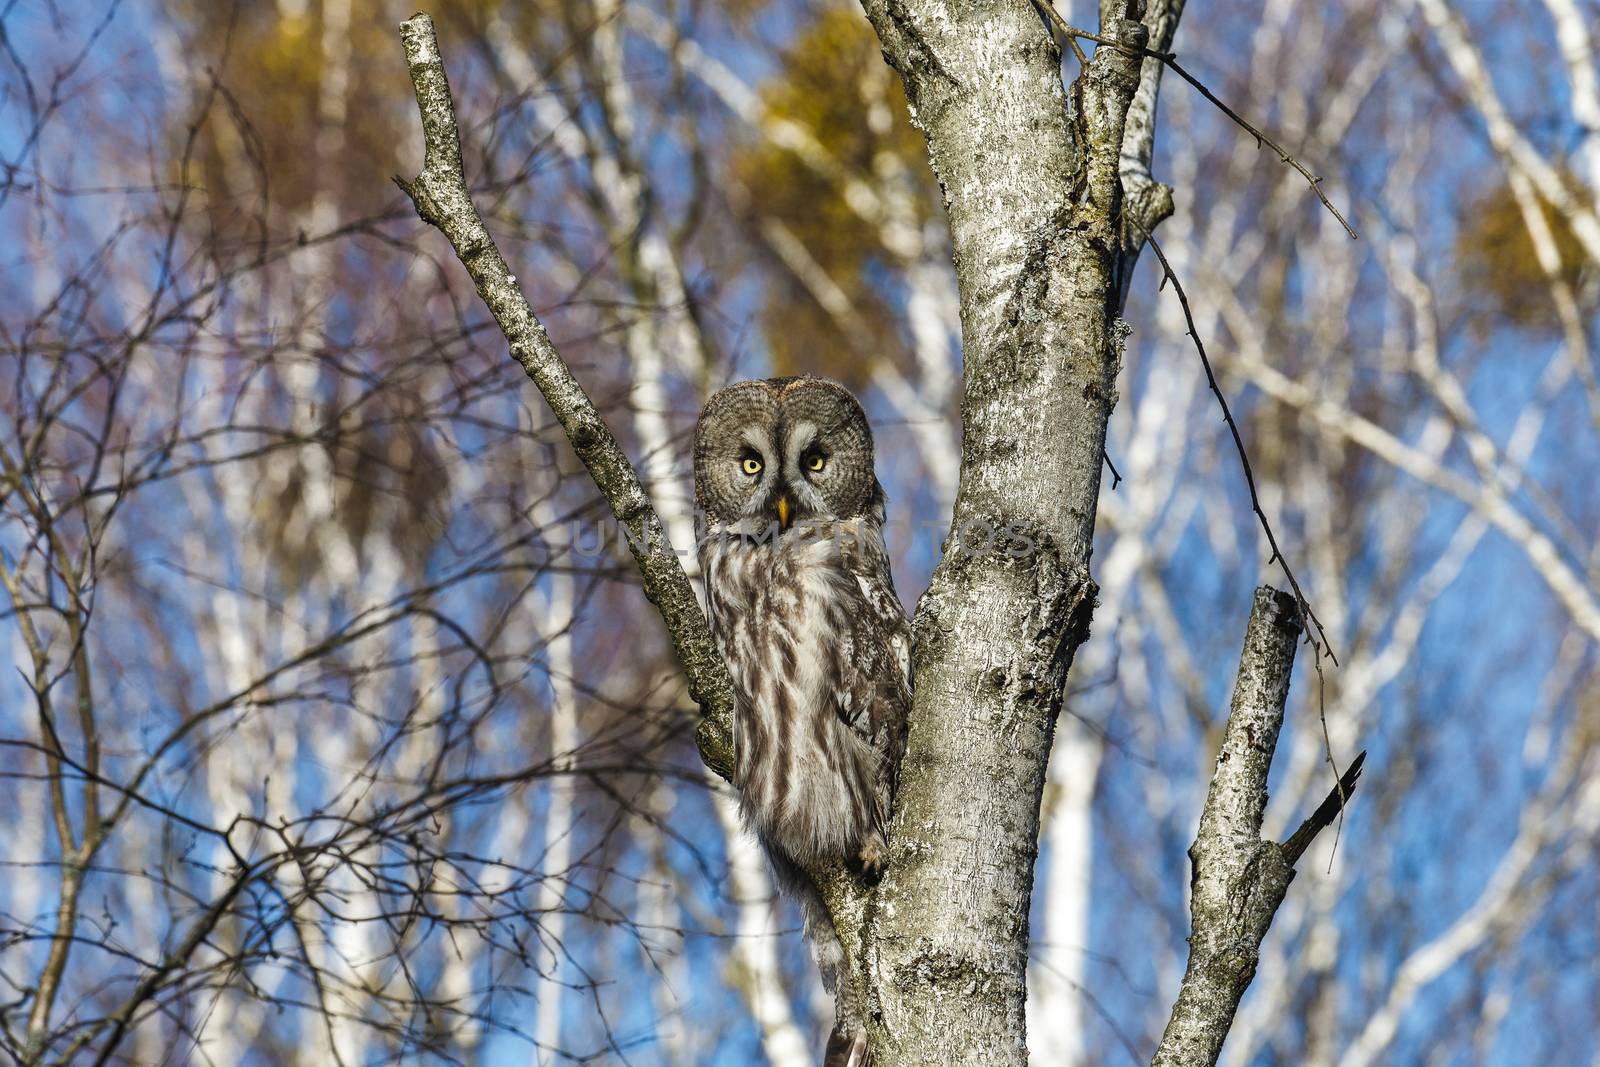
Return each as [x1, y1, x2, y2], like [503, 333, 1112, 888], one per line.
[761, 837, 870, 1067]
[822, 1026, 869, 1067]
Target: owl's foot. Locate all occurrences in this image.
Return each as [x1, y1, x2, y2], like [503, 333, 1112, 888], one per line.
[823, 1026, 870, 1067]
[851, 833, 887, 884]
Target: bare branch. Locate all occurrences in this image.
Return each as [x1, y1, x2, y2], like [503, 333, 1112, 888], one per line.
[391, 12, 734, 776]
[1036, 2, 1357, 240]
[1150, 587, 1362, 1067]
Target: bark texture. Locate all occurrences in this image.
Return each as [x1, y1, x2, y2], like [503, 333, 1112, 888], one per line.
[393, 15, 736, 778]
[1117, 0, 1184, 246]
[1148, 587, 1308, 1067]
[840, 3, 1146, 1063]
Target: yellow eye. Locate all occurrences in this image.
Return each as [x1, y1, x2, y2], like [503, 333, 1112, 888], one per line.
[806, 454, 827, 473]
[741, 456, 763, 476]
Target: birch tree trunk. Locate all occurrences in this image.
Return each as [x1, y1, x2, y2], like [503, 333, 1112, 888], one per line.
[834, 3, 1145, 1062]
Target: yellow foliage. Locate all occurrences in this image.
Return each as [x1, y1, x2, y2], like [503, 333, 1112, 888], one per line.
[169, 0, 412, 235]
[166, 0, 621, 233]
[1455, 173, 1592, 332]
[731, 6, 938, 387]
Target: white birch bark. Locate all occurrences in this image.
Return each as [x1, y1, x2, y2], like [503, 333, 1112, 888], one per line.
[1028, 726, 1101, 1066]
[1149, 588, 1310, 1067]
[830, 4, 1146, 1062]
[531, 561, 577, 1067]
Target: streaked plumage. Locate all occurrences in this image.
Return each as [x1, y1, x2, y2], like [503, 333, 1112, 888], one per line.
[694, 376, 911, 1066]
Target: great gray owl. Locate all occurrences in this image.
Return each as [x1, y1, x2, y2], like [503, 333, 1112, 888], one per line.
[693, 376, 911, 1067]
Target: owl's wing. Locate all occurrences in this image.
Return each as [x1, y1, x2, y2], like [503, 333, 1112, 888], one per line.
[834, 529, 913, 817]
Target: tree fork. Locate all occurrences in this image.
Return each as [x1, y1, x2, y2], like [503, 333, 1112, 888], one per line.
[1151, 587, 1364, 1067]
[847, 1, 1146, 1061]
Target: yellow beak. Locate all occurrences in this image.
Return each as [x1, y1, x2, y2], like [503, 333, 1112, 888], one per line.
[775, 494, 791, 531]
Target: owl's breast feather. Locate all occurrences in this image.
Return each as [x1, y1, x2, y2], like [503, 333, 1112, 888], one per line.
[701, 523, 882, 863]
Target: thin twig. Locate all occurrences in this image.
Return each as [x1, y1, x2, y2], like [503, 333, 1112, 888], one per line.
[1315, 666, 1350, 870]
[1035, 1, 1358, 240]
[1103, 449, 1123, 489]
[1138, 228, 1357, 852]
[1140, 232, 1337, 665]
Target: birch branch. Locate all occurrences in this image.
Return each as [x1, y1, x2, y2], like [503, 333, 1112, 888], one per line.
[391, 13, 735, 777]
[1115, 0, 1184, 256]
[1038, 2, 1357, 245]
[1150, 586, 1363, 1067]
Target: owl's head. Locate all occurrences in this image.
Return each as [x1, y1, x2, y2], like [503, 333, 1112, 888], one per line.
[693, 376, 881, 531]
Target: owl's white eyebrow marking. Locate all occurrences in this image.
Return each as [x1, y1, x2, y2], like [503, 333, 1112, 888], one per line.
[741, 426, 775, 459]
[787, 421, 818, 459]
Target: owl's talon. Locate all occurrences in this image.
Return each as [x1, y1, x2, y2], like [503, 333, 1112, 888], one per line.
[853, 835, 887, 884]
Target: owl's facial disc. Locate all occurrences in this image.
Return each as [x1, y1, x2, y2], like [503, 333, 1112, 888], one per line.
[692, 376, 876, 532]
